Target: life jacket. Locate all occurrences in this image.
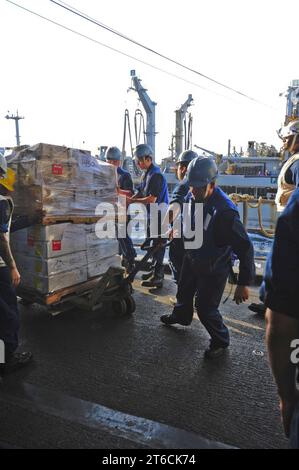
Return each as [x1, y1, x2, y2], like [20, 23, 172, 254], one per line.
[275, 153, 299, 212]
[117, 167, 133, 191]
[0, 195, 14, 268]
[171, 179, 190, 205]
[140, 164, 169, 207]
[185, 187, 238, 274]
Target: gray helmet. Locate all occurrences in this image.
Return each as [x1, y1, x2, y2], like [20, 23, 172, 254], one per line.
[133, 143, 153, 159]
[186, 157, 218, 187]
[105, 146, 122, 161]
[176, 150, 198, 165]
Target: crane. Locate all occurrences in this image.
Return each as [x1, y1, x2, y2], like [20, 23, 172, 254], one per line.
[129, 70, 156, 161]
[174, 94, 193, 158]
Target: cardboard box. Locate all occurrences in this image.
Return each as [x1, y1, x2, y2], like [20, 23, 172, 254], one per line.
[19, 267, 88, 294]
[14, 251, 87, 276]
[11, 237, 85, 259]
[8, 143, 118, 217]
[87, 239, 119, 264]
[11, 223, 86, 257]
[88, 254, 122, 278]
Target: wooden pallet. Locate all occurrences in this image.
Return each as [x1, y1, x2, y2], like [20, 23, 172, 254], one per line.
[17, 276, 103, 306]
[42, 213, 119, 225]
[42, 215, 103, 225]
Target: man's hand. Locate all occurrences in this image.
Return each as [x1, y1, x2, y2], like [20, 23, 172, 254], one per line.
[10, 266, 21, 287]
[233, 285, 249, 305]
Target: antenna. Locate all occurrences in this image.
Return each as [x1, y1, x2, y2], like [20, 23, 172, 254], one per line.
[5, 111, 24, 146]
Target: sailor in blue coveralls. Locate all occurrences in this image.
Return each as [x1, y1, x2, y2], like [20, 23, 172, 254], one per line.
[264, 124, 299, 449]
[166, 150, 199, 283]
[105, 146, 136, 272]
[0, 156, 43, 378]
[161, 157, 255, 359]
[126, 144, 169, 289]
[249, 119, 299, 315]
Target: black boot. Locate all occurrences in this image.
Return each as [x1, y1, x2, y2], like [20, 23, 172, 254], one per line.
[160, 314, 190, 326]
[141, 265, 164, 288]
[248, 303, 266, 316]
[141, 271, 154, 281]
[1, 351, 33, 375]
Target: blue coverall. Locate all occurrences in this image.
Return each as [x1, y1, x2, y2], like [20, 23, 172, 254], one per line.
[168, 179, 189, 283]
[138, 164, 169, 275]
[260, 158, 299, 303]
[172, 187, 255, 348]
[116, 166, 136, 265]
[263, 188, 299, 449]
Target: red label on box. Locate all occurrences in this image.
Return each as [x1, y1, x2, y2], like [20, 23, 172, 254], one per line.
[52, 164, 63, 175]
[52, 240, 62, 251]
[27, 236, 35, 247]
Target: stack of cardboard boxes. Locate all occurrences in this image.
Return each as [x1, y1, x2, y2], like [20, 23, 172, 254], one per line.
[7, 143, 117, 217]
[11, 224, 121, 294]
[8, 143, 123, 295]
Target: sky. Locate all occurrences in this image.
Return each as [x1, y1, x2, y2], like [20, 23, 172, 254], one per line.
[0, 0, 298, 162]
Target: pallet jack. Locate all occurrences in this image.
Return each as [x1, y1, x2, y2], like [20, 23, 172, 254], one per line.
[65, 238, 170, 315]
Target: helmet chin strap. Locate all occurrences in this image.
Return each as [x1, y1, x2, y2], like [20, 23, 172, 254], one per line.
[289, 134, 297, 153]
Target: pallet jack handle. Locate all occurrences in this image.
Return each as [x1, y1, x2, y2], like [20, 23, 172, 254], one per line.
[126, 237, 172, 284]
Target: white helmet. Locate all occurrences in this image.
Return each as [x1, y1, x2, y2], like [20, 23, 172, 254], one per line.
[277, 119, 299, 139]
[0, 154, 7, 177]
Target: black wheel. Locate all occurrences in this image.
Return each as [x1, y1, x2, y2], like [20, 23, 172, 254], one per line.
[125, 295, 136, 314]
[112, 299, 127, 315]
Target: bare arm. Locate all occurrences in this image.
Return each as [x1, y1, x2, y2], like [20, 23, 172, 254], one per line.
[127, 195, 157, 205]
[117, 188, 133, 197]
[0, 232, 16, 269]
[0, 232, 20, 287]
[266, 309, 299, 436]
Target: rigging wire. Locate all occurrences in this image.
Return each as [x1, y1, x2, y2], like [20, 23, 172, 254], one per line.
[48, 0, 276, 109]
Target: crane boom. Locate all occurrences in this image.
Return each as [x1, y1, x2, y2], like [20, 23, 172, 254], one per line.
[130, 70, 156, 161]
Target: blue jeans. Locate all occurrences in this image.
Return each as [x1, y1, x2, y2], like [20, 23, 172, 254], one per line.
[290, 402, 299, 449]
[0, 267, 19, 358]
[172, 254, 230, 348]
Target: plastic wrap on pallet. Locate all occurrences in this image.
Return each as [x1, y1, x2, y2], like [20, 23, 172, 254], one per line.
[10, 223, 86, 258]
[19, 267, 88, 294]
[13, 251, 87, 277]
[87, 239, 119, 264]
[11, 219, 123, 296]
[88, 255, 122, 278]
[6, 143, 118, 217]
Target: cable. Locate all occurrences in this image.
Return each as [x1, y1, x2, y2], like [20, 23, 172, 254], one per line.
[4, 0, 248, 105]
[49, 0, 275, 108]
[5, 0, 280, 112]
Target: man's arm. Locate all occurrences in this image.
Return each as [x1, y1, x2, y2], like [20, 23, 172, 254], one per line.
[0, 232, 17, 269]
[161, 184, 189, 233]
[266, 309, 299, 436]
[0, 200, 21, 286]
[127, 194, 157, 205]
[215, 210, 255, 304]
[286, 159, 299, 188]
